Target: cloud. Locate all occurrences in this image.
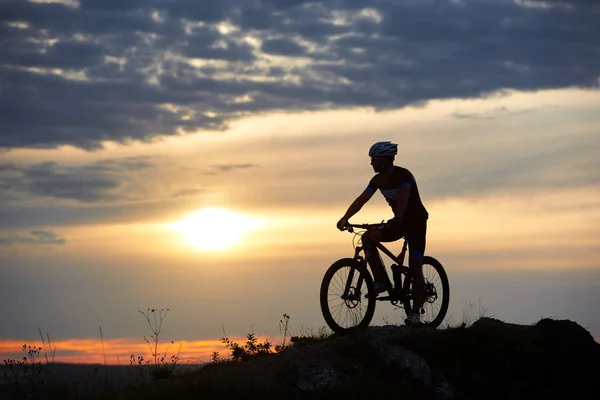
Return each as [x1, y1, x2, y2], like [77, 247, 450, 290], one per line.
[172, 187, 206, 198]
[199, 163, 258, 175]
[261, 38, 309, 56]
[451, 106, 537, 120]
[0, 200, 188, 229]
[24, 162, 123, 202]
[0, 0, 598, 149]
[0, 229, 66, 246]
[515, 0, 600, 9]
[0, 155, 218, 228]
[0, 156, 155, 204]
[211, 163, 257, 173]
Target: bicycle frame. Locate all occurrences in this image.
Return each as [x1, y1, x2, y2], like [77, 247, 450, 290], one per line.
[349, 224, 410, 269]
[346, 223, 412, 301]
[322, 223, 449, 332]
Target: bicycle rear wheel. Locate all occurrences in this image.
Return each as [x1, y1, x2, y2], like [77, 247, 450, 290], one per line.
[320, 258, 376, 334]
[402, 256, 450, 328]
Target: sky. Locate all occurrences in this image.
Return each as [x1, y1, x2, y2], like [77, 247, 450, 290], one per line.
[1, 0, 599, 364]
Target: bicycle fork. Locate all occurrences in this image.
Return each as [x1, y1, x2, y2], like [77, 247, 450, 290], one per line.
[342, 267, 361, 301]
[341, 250, 367, 301]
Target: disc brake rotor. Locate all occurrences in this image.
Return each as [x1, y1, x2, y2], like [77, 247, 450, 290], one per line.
[344, 287, 361, 308]
[425, 281, 438, 303]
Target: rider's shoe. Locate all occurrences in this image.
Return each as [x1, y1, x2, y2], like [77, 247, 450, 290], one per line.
[405, 311, 422, 326]
[374, 282, 387, 294]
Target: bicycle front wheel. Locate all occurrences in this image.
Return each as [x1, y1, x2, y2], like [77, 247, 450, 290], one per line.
[402, 256, 450, 328]
[320, 258, 376, 334]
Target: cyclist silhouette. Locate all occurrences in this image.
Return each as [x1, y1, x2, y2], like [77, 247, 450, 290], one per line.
[337, 141, 429, 325]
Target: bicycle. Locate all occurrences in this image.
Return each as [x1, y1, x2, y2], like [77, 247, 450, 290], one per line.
[320, 223, 450, 334]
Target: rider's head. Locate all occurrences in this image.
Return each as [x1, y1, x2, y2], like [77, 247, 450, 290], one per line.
[368, 141, 397, 173]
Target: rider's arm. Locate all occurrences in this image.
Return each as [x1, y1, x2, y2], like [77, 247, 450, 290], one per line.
[341, 189, 375, 221]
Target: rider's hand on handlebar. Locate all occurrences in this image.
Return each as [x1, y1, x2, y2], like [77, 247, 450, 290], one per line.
[336, 218, 349, 231]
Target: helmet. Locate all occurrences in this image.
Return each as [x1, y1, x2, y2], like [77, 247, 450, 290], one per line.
[368, 141, 397, 157]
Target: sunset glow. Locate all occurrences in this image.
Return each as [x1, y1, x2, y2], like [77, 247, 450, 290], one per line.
[169, 208, 264, 251]
[0, 338, 229, 365]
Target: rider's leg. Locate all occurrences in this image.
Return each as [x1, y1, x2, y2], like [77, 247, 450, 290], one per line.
[407, 221, 427, 315]
[361, 232, 392, 291]
[409, 254, 425, 313]
[368, 222, 404, 292]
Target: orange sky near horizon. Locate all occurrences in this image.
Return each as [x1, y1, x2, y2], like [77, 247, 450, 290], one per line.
[1, 333, 599, 365]
[0, 336, 245, 365]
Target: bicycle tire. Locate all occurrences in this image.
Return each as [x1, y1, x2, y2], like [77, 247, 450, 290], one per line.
[402, 256, 450, 328]
[320, 258, 376, 334]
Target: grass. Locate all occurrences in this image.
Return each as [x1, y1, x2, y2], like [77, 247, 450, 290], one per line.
[441, 298, 490, 329]
[1, 311, 334, 399]
[0, 303, 490, 399]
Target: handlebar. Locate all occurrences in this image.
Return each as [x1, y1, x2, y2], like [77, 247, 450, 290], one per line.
[343, 222, 385, 233]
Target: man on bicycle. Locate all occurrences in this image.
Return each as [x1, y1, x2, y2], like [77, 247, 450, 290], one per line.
[336, 141, 429, 325]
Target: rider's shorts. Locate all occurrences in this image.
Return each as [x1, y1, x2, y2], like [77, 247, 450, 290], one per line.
[378, 218, 427, 259]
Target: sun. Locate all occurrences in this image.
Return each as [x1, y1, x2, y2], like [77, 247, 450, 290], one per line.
[170, 208, 262, 251]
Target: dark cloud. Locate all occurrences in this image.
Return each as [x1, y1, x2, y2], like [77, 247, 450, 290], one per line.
[0, 156, 221, 228]
[0, 199, 140, 230]
[261, 38, 308, 56]
[0, 230, 66, 246]
[180, 25, 256, 61]
[0, 156, 155, 203]
[0, 0, 598, 149]
[25, 163, 122, 202]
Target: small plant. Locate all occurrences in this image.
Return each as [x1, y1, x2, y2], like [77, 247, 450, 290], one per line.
[38, 328, 56, 365]
[3, 344, 45, 389]
[210, 351, 224, 363]
[461, 299, 489, 327]
[128, 354, 147, 384]
[290, 325, 331, 347]
[220, 332, 274, 362]
[212, 314, 332, 363]
[133, 308, 182, 380]
[275, 313, 291, 352]
[213, 314, 330, 363]
[139, 308, 169, 366]
[149, 346, 182, 380]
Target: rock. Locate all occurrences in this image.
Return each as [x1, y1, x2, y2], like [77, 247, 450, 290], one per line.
[381, 345, 433, 385]
[366, 325, 436, 386]
[432, 370, 454, 400]
[295, 359, 340, 391]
